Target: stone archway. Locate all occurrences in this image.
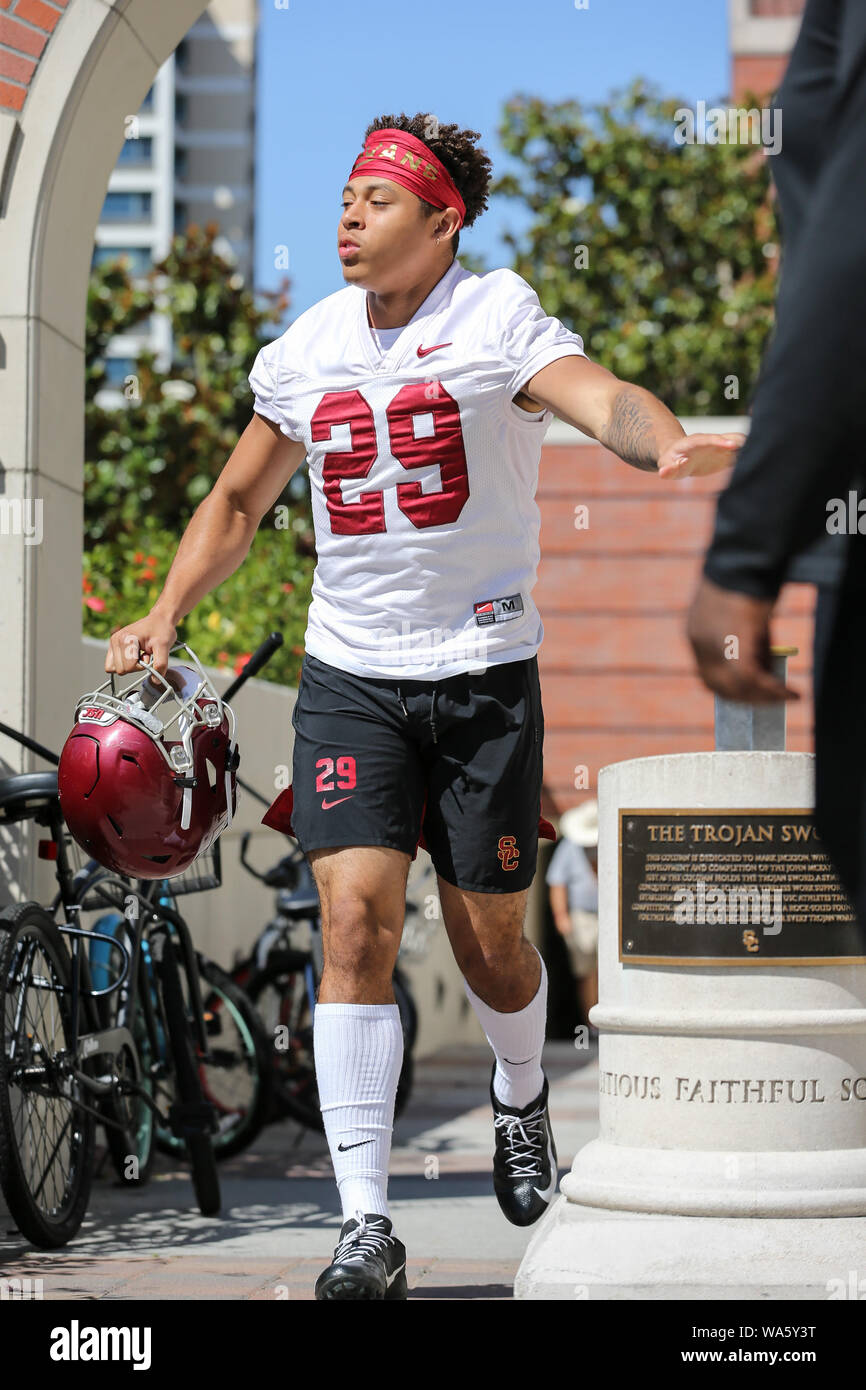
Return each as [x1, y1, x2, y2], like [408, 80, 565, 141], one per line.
[0, 0, 208, 895]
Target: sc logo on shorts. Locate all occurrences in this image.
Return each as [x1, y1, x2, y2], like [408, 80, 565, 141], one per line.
[497, 835, 519, 871]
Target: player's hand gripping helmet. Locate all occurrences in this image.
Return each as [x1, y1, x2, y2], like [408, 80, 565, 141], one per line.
[58, 643, 240, 879]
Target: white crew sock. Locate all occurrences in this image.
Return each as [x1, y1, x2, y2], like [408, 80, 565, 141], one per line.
[463, 947, 547, 1110]
[313, 1002, 403, 1221]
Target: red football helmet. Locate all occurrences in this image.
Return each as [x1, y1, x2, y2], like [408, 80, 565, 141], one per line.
[58, 643, 239, 879]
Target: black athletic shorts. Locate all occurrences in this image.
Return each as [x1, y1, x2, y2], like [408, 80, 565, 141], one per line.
[288, 651, 544, 893]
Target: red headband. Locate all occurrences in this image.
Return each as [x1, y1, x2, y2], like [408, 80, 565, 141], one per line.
[348, 128, 466, 228]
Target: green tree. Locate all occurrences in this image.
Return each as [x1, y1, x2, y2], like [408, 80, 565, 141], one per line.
[493, 80, 779, 414]
[84, 223, 315, 686]
[85, 222, 298, 540]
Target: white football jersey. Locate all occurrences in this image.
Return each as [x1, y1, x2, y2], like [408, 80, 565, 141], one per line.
[248, 258, 587, 679]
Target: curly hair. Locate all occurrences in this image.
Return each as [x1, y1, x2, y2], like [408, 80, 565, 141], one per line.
[361, 112, 493, 257]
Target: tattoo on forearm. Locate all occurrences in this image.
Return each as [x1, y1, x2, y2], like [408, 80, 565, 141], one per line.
[602, 387, 660, 471]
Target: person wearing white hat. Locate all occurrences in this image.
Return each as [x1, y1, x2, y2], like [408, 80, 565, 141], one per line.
[546, 800, 599, 1035]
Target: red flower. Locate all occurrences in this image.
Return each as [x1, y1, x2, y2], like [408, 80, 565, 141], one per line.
[217, 651, 230, 665]
[139, 568, 156, 582]
[291, 644, 304, 655]
[233, 652, 252, 676]
[82, 577, 93, 593]
[133, 551, 144, 564]
[281, 582, 294, 593]
[145, 555, 157, 566]
[85, 596, 107, 612]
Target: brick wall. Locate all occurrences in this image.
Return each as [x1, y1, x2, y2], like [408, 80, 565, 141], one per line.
[0, 0, 69, 112]
[750, 0, 804, 15]
[732, 53, 790, 100]
[536, 439, 816, 819]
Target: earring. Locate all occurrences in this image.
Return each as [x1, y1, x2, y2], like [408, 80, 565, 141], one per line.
[435, 235, 441, 244]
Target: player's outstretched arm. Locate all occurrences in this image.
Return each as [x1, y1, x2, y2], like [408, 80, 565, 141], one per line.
[520, 356, 744, 478]
[105, 413, 307, 675]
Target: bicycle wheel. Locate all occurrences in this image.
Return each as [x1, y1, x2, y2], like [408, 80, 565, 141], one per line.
[155, 956, 272, 1162]
[85, 911, 155, 1189]
[103, 1004, 155, 1187]
[246, 962, 321, 1129]
[247, 964, 415, 1133]
[156, 935, 221, 1216]
[0, 902, 95, 1248]
[392, 971, 416, 1117]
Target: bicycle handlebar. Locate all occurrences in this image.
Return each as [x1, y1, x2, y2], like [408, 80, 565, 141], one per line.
[0, 719, 60, 766]
[239, 829, 304, 884]
[239, 831, 265, 881]
[221, 631, 284, 703]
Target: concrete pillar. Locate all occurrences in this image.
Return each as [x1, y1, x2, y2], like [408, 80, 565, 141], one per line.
[0, 0, 208, 903]
[517, 749, 866, 1298]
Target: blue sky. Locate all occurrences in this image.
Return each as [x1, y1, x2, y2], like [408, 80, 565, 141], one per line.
[253, 0, 728, 322]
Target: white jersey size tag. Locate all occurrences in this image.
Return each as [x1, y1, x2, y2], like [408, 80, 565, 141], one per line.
[473, 593, 524, 626]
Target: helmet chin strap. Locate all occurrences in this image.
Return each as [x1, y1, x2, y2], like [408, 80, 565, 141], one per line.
[177, 711, 194, 831]
[222, 705, 239, 832]
[174, 718, 238, 834]
[224, 753, 234, 831]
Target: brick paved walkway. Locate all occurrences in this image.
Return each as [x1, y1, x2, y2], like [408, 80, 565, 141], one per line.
[0, 1041, 599, 1300]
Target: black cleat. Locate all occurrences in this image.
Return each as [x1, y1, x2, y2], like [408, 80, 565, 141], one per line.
[490, 1064, 558, 1227]
[315, 1212, 408, 1300]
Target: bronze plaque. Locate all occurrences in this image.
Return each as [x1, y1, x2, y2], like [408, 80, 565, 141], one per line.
[619, 809, 863, 965]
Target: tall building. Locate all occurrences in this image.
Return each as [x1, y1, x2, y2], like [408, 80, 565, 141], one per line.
[729, 0, 805, 102]
[92, 0, 258, 391]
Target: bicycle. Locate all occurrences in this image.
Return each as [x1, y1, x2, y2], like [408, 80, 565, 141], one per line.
[0, 631, 282, 1246]
[145, 855, 274, 1164]
[231, 819, 419, 1134]
[83, 843, 274, 1168]
[0, 852, 220, 1246]
[87, 635, 284, 1167]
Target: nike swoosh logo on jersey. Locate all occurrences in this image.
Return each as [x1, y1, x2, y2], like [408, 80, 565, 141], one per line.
[416, 341, 453, 357]
[322, 795, 354, 810]
[503, 1057, 533, 1065]
[337, 1138, 375, 1151]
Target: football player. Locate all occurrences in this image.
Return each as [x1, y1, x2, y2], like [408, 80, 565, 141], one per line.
[106, 112, 743, 1300]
